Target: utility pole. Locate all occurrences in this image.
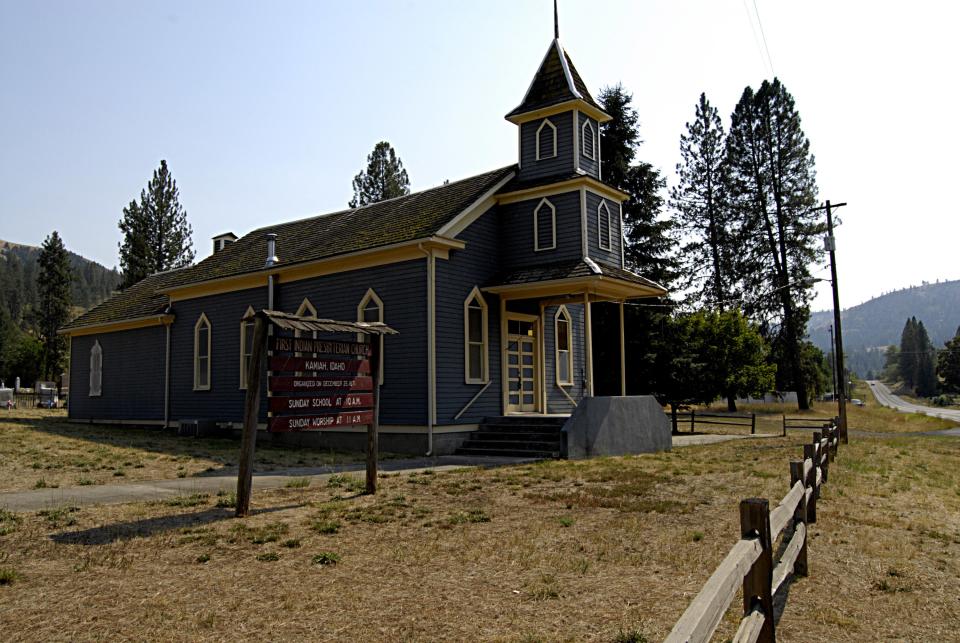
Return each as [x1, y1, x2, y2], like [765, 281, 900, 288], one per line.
[814, 200, 848, 443]
[828, 324, 836, 400]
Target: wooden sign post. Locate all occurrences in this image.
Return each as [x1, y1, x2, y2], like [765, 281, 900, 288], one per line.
[235, 310, 395, 516]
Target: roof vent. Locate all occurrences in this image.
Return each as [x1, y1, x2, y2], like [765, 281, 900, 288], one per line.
[265, 233, 279, 267]
[212, 232, 237, 254]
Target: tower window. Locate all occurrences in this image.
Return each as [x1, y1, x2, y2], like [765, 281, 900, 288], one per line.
[582, 119, 596, 161]
[598, 201, 612, 251]
[534, 198, 557, 252]
[535, 119, 557, 161]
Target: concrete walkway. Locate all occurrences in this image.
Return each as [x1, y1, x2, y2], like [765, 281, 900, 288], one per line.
[0, 433, 768, 512]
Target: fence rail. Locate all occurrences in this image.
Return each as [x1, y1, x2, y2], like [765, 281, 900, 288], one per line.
[665, 423, 840, 643]
[2, 391, 67, 409]
[781, 415, 835, 435]
[668, 410, 757, 435]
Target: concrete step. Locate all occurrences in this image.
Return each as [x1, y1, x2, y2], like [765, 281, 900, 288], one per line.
[482, 416, 567, 427]
[478, 423, 564, 434]
[471, 431, 560, 442]
[454, 446, 559, 459]
[459, 439, 559, 452]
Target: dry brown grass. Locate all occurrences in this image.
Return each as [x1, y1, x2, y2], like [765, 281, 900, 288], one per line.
[2, 409, 958, 641]
[0, 410, 364, 492]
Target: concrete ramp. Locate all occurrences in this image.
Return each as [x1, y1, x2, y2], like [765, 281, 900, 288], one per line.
[562, 396, 671, 459]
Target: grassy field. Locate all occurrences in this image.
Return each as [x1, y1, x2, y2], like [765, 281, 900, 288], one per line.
[1, 403, 958, 641]
[0, 410, 365, 493]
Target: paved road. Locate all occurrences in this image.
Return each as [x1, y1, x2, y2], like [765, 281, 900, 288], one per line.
[867, 380, 960, 423]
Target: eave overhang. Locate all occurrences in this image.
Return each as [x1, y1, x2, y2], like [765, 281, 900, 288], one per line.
[59, 314, 175, 337]
[497, 175, 630, 205]
[483, 275, 666, 302]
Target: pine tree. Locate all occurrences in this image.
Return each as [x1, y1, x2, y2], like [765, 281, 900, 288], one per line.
[726, 79, 820, 409]
[914, 320, 938, 396]
[348, 142, 410, 208]
[118, 160, 195, 289]
[938, 327, 960, 393]
[37, 231, 72, 381]
[670, 93, 739, 309]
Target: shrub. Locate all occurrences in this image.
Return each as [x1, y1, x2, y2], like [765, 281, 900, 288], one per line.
[0, 568, 19, 586]
[312, 552, 340, 566]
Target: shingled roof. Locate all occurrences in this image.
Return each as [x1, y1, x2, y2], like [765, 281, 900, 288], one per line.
[506, 40, 606, 119]
[61, 165, 516, 331]
[489, 258, 665, 295]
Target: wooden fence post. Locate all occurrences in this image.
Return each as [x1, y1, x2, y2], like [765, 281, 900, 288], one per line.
[740, 498, 776, 643]
[751, 412, 757, 435]
[813, 432, 828, 484]
[366, 333, 381, 495]
[781, 414, 786, 437]
[690, 409, 696, 433]
[236, 315, 268, 518]
[789, 461, 809, 577]
[803, 443, 817, 523]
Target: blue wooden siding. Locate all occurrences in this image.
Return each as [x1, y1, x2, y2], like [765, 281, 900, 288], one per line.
[543, 304, 586, 413]
[500, 191, 582, 270]
[68, 327, 166, 421]
[519, 113, 575, 181]
[435, 210, 502, 423]
[169, 286, 269, 424]
[578, 112, 599, 179]
[585, 191, 623, 266]
[276, 260, 427, 425]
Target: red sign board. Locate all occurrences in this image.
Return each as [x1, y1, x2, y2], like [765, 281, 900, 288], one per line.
[269, 336, 370, 357]
[269, 410, 375, 432]
[269, 356, 369, 374]
[269, 375, 372, 393]
[268, 392, 373, 414]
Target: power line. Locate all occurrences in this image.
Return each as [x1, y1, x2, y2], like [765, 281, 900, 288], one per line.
[752, 0, 776, 76]
[741, 0, 772, 77]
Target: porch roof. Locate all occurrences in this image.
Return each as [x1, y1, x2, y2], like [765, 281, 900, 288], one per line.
[483, 259, 666, 301]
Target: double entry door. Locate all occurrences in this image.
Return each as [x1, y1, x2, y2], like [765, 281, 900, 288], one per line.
[505, 315, 540, 413]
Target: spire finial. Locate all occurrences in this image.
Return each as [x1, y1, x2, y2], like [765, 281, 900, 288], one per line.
[554, 0, 559, 40]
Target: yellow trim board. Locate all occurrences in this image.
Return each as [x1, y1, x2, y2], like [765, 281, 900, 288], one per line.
[59, 314, 174, 337]
[484, 276, 665, 301]
[506, 98, 611, 125]
[497, 176, 629, 205]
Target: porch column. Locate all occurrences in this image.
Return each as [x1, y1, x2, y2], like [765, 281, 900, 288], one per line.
[583, 291, 594, 397]
[619, 300, 626, 396]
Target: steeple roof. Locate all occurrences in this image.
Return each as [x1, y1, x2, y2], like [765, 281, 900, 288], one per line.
[505, 39, 609, 121]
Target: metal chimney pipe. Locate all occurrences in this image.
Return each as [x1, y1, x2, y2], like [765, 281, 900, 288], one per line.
[265, 233, 278, 267]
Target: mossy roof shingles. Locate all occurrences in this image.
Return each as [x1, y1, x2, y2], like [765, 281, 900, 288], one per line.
[506, 40, 605, 119]
[61, 165, 515, 331]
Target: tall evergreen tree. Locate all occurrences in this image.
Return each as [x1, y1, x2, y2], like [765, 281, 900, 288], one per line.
[37, 231, 72, 381]
[726, 79, 820, 409]
[118, 160, 195, 289]
[670, 93, 739, 309]
[938, 326, 960, 393]
[348, 141, 411, 208]
[898, 317, 919, 388]
[914, 320, 938, 396]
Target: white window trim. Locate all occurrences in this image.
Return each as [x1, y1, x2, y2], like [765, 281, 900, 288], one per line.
[581, 119, 596, 161]
[239, 306, 255, 390]
[535, 119, 557, 161]
[533, 198, 557, 252]
[357, 288, 384, 382]
[194, 313, 212, 391]
[554, 306, 574, 386]
[598, 201, 612, 251]
[463, 287, 489, 384]
[89, 340, 102, 397]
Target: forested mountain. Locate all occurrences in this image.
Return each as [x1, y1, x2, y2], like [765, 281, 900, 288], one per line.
[808, 280, 960, 377]
[0, 239, 120, 327]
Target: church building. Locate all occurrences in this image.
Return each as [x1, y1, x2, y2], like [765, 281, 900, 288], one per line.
[61, 30, 666, 455]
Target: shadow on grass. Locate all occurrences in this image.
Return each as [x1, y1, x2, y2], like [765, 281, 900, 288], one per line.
[50, 504, 300, 546]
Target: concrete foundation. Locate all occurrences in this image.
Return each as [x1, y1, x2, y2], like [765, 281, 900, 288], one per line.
[561, 396, 671, 459]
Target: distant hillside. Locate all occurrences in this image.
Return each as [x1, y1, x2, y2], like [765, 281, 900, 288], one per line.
[0, 239, 121, 326]
[808, 280, 960, 376]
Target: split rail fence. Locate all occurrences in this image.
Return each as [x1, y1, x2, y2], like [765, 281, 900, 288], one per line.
[669, 411, 757, 435]
[665, 423, 840, 643]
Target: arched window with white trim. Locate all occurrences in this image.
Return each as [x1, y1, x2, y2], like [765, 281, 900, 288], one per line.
[194, 313, 212, 391]
[357, 289, 384, 382]
[581, 119, 596, 160]
[239, 306, 255, 389]
[534, 198, 556, 252]
[598, 201, 612, 251]
[464, 287, 489, 384]
[535, 119, 557, 161]
[89, 340, 103, 397]
[555, 307, 573, 386]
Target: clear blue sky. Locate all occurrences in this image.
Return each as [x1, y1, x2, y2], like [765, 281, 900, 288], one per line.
[2, 1, 958, 311]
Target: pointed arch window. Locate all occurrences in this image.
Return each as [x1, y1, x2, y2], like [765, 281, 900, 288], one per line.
[194, 313, 212, 391]
[535, 119, 557, 161]
[239, 306, 256, 389]
[89, 340, 103, 397]
[598, 201, 612, 251]
[534, 198, 556, 252]
[357, 289, 384, 382]
[555, 306, 573, 386]
[581, 119, 596, 161]
[464, 287, 489, 384]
